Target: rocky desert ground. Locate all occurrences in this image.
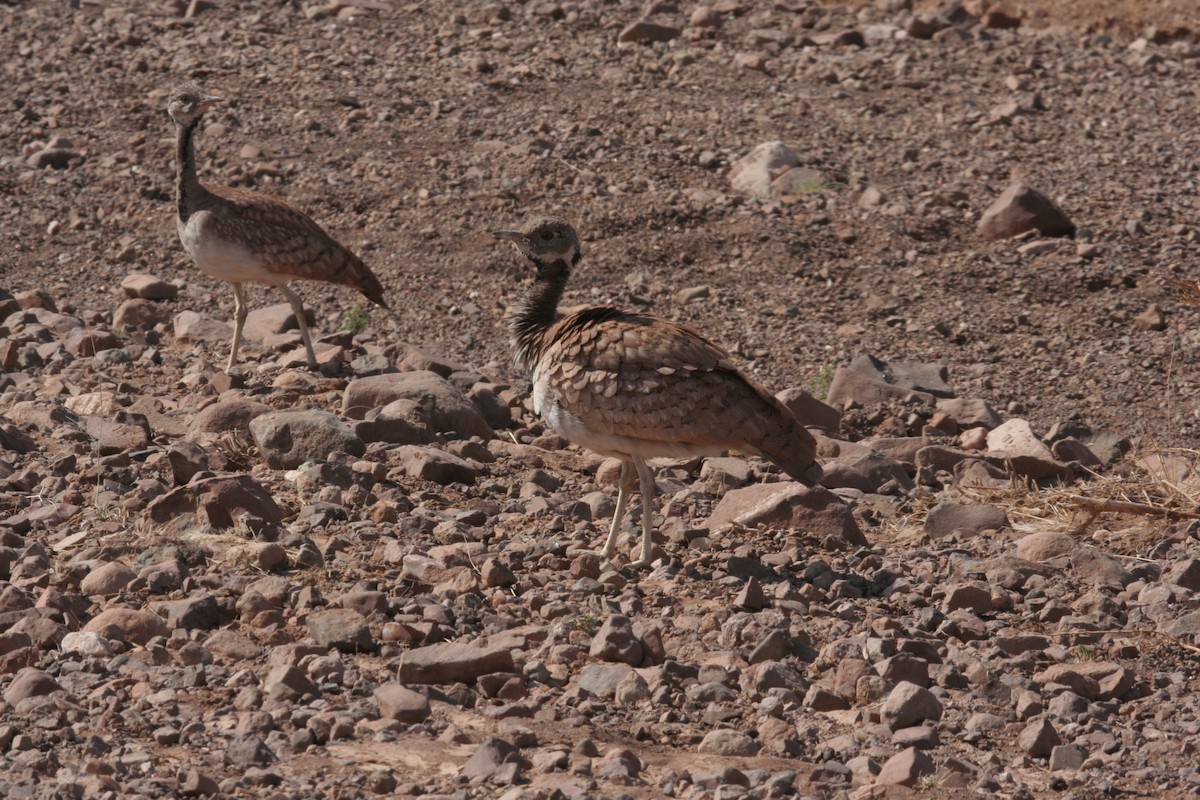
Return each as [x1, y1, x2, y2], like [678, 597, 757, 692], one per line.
[2, 0, 1200, 798]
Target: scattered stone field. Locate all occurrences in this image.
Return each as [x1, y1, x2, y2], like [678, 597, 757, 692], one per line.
[1, 1, 1200, 799]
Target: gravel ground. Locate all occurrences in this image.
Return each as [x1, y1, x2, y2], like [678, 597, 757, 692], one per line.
[2, 1, 1200, 799]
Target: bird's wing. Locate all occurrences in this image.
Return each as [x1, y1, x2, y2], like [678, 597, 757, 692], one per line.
[540, 310, 790, 448]
[202, 184, 387, 306]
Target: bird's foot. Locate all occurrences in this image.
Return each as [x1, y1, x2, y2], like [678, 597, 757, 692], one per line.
[564, 546, 610, 562]
[568, 542, 656, 571]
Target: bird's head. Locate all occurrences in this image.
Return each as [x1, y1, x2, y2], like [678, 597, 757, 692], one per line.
[493, 216, 582, 275]
[167, 82, 221, 129]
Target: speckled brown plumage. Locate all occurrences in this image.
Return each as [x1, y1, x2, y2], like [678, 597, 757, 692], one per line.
[496, 216, 822, 567]
[185, 183, 387, 304]
[534, 312, 819, 475]
[167, 82, 387, 371]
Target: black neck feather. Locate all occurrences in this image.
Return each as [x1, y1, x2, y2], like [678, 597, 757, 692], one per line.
[509, 258, 570, 373]
[175, 119, 200, 224]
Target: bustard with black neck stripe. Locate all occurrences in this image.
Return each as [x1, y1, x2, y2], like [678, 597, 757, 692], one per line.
[495, 215, 822, 568]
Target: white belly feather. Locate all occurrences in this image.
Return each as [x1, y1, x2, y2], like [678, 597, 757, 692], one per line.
[178, 211, 286, 285]
[531, 361, 727, 461]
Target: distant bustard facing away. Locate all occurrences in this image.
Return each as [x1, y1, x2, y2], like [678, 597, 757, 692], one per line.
[495, 216, 822, 567]
[166, 83, 388, 371]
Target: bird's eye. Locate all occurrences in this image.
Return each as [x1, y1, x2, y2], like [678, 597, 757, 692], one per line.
[540, 231, 555, 241]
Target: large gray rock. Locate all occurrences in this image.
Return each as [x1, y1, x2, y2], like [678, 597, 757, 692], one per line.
[84, 608, 169, 645]
[1165, 558, 1200, 591]
[3, 668, 62, 706]
[985, 419, 1073, 481]
[226, 733, 276, 766]
[777, 387, 841, 432]
[618, 20, 681, 44]
[114, 299, 173, 330]
[396, 445, 479, 485]
[1050, 744, 1087, 772]
[250, 409, 365, 470]
[697, 729, 759, 756]
[936, 397, 1002, 430]
[79, 561, 136, 596]
[825, 366, 936, 411]
[1014, 531, 1077, 562]
[174, 311, 232, 346]
[578, 664, 636, 698]
[65, 327, 120, 356]
[355, 398, 434, 445]
[461, 737, 527, 782]
[848, 354, 955, 398]
[987, 419, 1052, 460]
[342, 371, 492, 438]
[924, 502, 1010, 539]
[264, 664, 318, 699]
[307, 609, 374, 653]
[149, 595, 222, 630]
[1018, 719, 1061, 758]
[729, 141, 799, 198]
[243, 302, 314, 342]
[819, 450, 913, 494]
[0, 419, 36, 454]
[167, 440, 210, 486]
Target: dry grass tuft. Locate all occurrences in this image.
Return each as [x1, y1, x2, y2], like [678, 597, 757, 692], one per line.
[877, 447, 1200, 557]
[964, 447, 1199, 555]
[1167, 276, 1200, 307]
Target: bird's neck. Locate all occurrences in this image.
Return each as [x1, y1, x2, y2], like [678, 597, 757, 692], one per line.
[175, 119, 206, 224]
[509, 259, 569, 373]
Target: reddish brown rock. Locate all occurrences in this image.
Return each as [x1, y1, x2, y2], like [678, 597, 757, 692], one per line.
[618, 20, 681, 44]
[188, 397, 272, 437]
[83, 607, 169, 645]
[114, 299, 173, 329]
[3, 667, 62, 705]
[146, 474, 283, 530]
[978, 183, 1075, 240]
[374, 683, 431, 723]
[706, 483, 867, 546]
[1018, 718, 1061, 758]
[397, 642, 515, 685]
[121, 273, 179, 300]
[876, 747, 935, 786]
[825, 366, 936, 411]
[65, 327, 120, 356]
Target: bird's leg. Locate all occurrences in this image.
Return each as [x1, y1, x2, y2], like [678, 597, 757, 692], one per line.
[226, 282, 248, 372]
[631, 456, 658, 567]
[600, 458, 637, 561]
[279, 283, 317, 369]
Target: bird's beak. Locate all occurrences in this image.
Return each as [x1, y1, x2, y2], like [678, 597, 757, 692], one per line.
[493, 229, 523, 242]
[198, 93, 222, 110]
